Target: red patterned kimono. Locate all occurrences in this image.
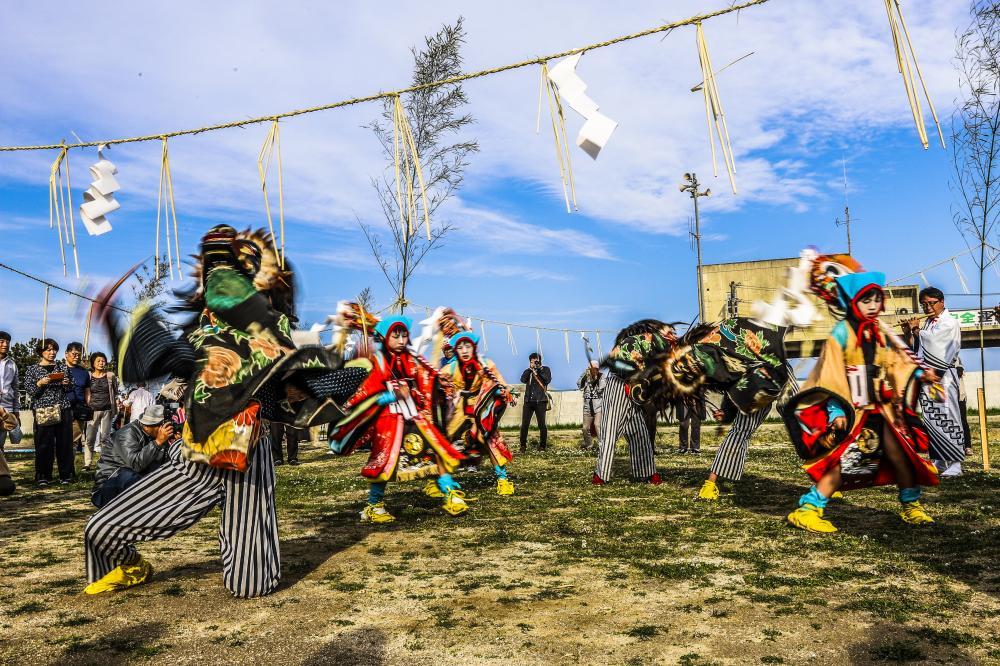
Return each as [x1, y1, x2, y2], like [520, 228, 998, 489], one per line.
[442, 356, 514, 467]
[330, 349, 463, 483]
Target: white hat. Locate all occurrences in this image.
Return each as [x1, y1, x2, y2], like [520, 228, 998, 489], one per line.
[139, 405, 167, 426]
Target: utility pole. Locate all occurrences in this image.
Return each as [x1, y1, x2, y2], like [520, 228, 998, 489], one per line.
[727, 281, 740, 318]
[680, 172, 711, 322]
[836, 205, 853, 255]
[835, 156, 854, 255]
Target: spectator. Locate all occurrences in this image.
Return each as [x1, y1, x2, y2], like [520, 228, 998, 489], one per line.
[23, 338, 75, 485]
[956, 359, 973, 457]
[577, 360, 605, 451]
[64, 342, 93, 456]
[124, 382, 155, 424]
[519, 353, 552, 452]
[0, 331, 20, 452]
[92, 405, 173, 508]
[269, 421, 304, 466]
[84, 352, 119, 470]
[675, 397, 704, 454]
[906, 287, 965, 477]
[0, 444, 13, 496]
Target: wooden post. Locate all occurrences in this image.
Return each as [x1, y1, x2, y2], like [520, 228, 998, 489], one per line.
[978, 387, 991, 472]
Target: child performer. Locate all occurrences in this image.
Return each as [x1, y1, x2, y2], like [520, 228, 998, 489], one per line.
[783, 270, 940, 533]
[440, 331, 517, 495]
[329, 315, 470, 522]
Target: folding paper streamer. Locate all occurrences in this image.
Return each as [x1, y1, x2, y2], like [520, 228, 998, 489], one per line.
[538, 63, 578, 213]
[258, 120, 286, 267]
[79, 144, 120, 236]
[695, 23, 738, 194]
[48, 146, 80, 277]
[952, 259, 970, 294]
[546, 53, 618, 159]
[507, 325, 518, 357]
[884, 0, 944, 149]
[154, 138, 182, 280]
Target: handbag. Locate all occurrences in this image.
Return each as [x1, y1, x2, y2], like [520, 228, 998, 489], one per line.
[35, 404, 62, 427]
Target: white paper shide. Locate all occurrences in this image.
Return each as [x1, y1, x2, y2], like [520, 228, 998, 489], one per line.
[79, 144, 120, 236]
[546, 54, 618, 159]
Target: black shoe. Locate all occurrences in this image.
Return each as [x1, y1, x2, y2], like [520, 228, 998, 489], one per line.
[519, 447, 527, 454]
[274, 459, 285, 466]
[288, 459, 300, 466]
[689, 449, 701, 455]
[676, 448, 688, 454]
[59, 479, 72, 485]
[38, 480, 49, 487]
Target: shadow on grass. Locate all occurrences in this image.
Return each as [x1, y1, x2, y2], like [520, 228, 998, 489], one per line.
[62, 620, 169, 665]
[844, 621, 979, 665]
[727, 471, 1000, 603]
[302, 627, 387, 665]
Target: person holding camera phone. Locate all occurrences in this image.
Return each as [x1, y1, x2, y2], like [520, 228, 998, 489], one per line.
[518, 353, 551, 453]
[24, 338, 75, 485]
[91, 405, 174, 508]
[85, 352, 119, 469]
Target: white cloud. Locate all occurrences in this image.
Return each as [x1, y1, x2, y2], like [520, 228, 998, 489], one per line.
[0, 0, 969, 235]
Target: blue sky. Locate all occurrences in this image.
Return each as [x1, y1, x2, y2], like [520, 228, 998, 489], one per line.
[0, 0, 991, 388]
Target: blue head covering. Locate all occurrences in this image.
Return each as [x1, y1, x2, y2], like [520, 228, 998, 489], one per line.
[448, 331, 480, 349]
[374, 315, 412, 339]
[834, 271, 886, 310]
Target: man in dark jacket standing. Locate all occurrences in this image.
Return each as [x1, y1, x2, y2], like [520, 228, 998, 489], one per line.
[92, 405, 174, 508]
[519, 353, 551, 452]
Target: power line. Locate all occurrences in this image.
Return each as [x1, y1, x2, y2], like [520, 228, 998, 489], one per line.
[0, 261, 132, 316]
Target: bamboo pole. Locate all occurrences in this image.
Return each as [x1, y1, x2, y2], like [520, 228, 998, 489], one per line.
[979, 387, 991, 472]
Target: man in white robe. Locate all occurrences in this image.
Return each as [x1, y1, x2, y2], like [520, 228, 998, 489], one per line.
[908, 288, 965, 477]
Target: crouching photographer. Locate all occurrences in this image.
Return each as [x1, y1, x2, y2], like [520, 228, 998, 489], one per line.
[91, 405, 174, 508]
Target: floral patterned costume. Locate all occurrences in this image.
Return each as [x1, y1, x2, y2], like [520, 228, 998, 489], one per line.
[85, 225, 365, 598]
[440, 333, 515, 470]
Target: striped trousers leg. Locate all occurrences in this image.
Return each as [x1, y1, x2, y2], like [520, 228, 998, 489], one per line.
[709, 408, 767, 482]
[84, 436, 280, 598]
[595, 376, 656, 481]
[218, 438, 280, 598]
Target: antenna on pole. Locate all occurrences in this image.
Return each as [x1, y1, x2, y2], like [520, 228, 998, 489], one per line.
[834, 154, 856, 255]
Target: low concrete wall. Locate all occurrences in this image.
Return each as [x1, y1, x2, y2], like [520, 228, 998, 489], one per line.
[960, 371, 1000, 409]
[499, 384, 585, 428]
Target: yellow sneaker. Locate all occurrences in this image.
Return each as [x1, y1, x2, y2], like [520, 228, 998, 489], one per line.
[360, 503, 395, 524]
[900, 501, 934, 525]
[84, 555, 153, 595]
[787, 505, 837, 533]
[830, 491, 844, 500]
[423, 479, 444, 498]
[442, 489, 470, 516]
[496, 478, 515, 496]
[698, 479, 720, 501]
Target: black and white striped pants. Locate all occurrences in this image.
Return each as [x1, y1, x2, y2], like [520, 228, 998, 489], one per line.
[708, 408, 768, 482]
[84, 436, 280, 598]
[594, 374, 656, 481]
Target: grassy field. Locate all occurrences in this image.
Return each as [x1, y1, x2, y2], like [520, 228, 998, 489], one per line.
[2, 424, 1000, 665]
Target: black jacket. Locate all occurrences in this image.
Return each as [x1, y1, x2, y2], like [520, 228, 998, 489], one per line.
[519, 366, 552, 402]
[94, 420, 167, 486]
